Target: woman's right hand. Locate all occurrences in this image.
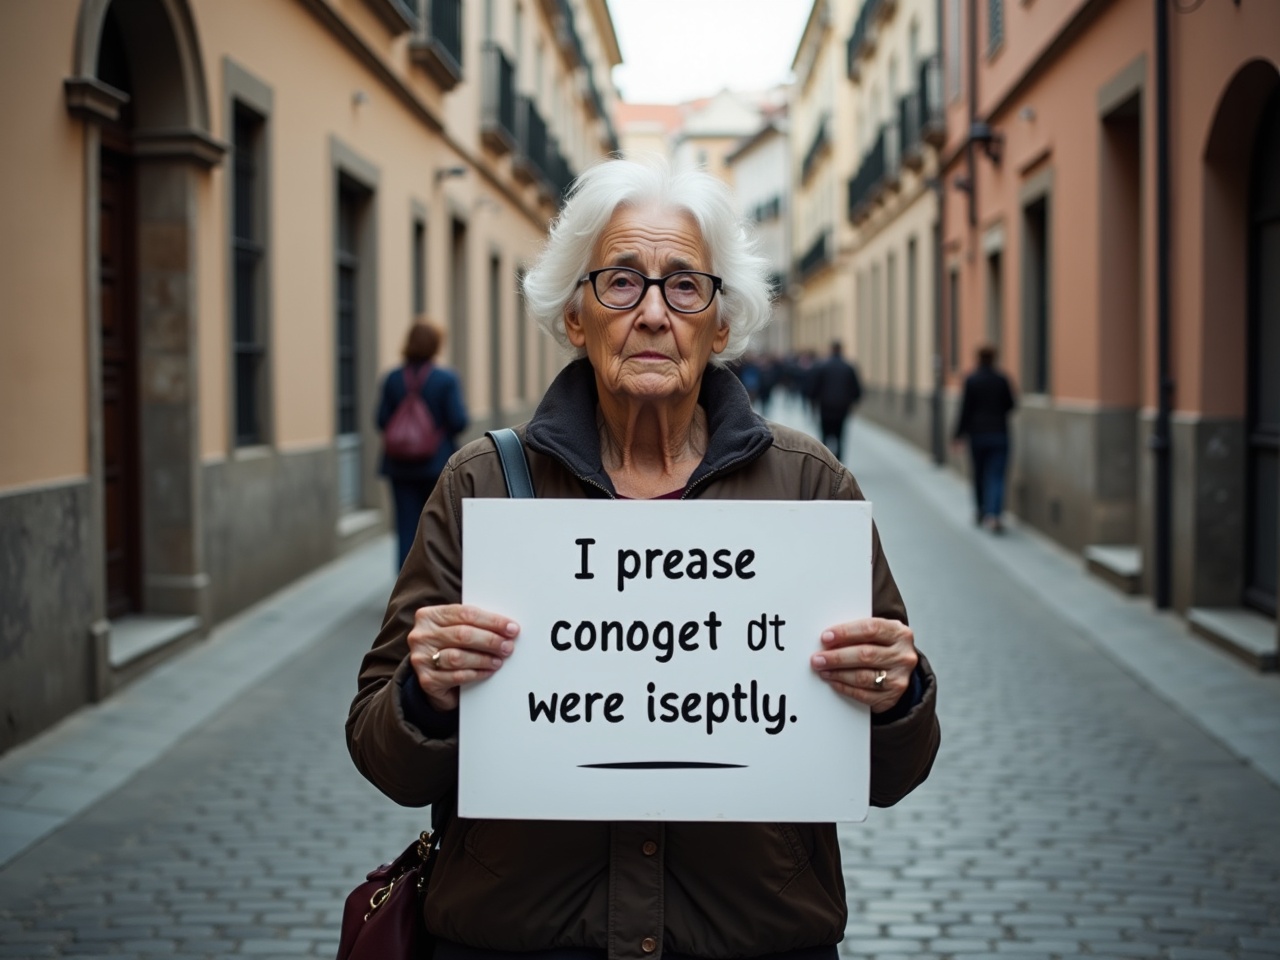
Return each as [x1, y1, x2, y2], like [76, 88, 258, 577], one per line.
[407, 604, 520, 712]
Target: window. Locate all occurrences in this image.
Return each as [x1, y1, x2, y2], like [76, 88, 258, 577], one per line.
[988, 0, 1004, 54]
[516, 268, 528, 403]
[985, 249, 1003, 351]
[886, 251, 897, 395]
[335, 175, 373, 513]
[1022, 196, 1050, 392]
[906, 237, 918, 414]
[948, 267, 960, 371]
[232, 103, 267, 446]
[514, 3, 524, 82]
[412, 218, 426, 316]
[870, 262, 882, 379]
[489, 253, 502, 420]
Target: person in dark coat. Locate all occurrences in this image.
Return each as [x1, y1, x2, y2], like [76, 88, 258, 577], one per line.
[953, 344, 1017, 532]
[375, 320, 469, 568]
[810, 341, 863, 461]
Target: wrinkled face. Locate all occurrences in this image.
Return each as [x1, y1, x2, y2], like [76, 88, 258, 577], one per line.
[565, 203, 729, 406]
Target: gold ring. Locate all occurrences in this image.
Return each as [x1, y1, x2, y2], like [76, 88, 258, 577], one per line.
[873, 670, 887, 687]
[431, 650, 443, 669]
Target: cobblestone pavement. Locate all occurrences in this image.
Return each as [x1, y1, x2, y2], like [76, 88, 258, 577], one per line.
[0, 403, 1278, 959]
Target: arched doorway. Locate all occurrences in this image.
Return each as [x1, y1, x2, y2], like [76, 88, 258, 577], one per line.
[1246, 86, 1280, 615]
[65, 0, 223, 672]
[1197, 60, 1279, 615]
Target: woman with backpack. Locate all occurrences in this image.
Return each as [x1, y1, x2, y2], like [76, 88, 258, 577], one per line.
[376, 320, 469, 569]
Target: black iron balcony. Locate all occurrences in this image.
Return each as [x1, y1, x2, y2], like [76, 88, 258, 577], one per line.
[514, 95, 549, 185]
[898, 56, 945, 169]
[796, 230, 831, 280]
[919, 54, 945, 147]
[362, 0, 417, 33]
[801, 116, 831, 184]
[845, 0, 882, 81]
[411, 0, 463, 90]
[581, 69, 619, 152]
[543, 136, 576, 206]
[847, 128, 888, 222]
[899, 91, 922, 169]
[481, 42, 517, 154]
[555, 0, 588, 67]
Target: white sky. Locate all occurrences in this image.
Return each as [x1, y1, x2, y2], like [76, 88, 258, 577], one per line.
[608, 0, 813, 104]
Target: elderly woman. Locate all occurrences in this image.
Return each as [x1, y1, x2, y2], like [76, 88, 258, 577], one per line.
[347, 158, 939, 960]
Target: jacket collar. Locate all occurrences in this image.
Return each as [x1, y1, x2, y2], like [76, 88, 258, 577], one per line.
[524, 357, 774, 497]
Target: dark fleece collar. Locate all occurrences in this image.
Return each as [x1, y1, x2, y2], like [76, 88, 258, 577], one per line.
[523, 357, 774, 497]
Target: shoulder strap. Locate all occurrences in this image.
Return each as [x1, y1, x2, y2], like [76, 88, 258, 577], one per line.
[486, 428, 535, 498]
[402, 364, 423, 395]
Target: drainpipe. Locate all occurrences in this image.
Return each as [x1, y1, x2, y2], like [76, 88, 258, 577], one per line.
[1152, 0, 1173, 607]
[931, 0, 947, 465]
[966, 0, 978, 229]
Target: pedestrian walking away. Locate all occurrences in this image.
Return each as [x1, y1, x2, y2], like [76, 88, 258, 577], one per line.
[952, 344, 1017, 533]
[810, 341, 863, 462]
[375, 319, 469, 569]
[347, 157, 939, 960]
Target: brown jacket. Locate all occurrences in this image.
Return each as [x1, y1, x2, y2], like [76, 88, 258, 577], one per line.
[347, 360, 940, 960]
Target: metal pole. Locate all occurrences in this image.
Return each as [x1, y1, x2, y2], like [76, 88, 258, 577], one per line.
[1152, 0, 1173, 608]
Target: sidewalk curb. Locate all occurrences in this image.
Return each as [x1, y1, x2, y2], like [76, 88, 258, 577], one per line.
[0, 535, 395, 869]
[844, 415, 1280, 791]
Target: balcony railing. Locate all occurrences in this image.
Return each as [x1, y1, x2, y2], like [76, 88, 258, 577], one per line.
[362, 0, 417, 33]
[919, 55, 946, 147]
[796, 230, 832, 280]
[897, 57, 945, 169]
[580, 69, 620, 153]
[543, 135, 576, 206]
[800, 116, 831, 184]
[514, 95, 549, 184]
[899, 90, 922, 169]
[411, 0, 463, 90]
[845, 0, 882, 81]
[481, 42, 517, 154]
[848, 128, 888, 222]
[554, 0, 588, 67]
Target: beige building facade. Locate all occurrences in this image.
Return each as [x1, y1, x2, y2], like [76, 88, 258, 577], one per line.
[790, 0, 848, 353]
[939, 0, 1280, 662]
[791, 0, 944, 446]
[0, 0, 620, 752]
[842, 0, 944, 453]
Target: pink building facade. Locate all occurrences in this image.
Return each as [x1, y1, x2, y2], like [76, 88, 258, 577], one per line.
[937, 0, 1280, 664]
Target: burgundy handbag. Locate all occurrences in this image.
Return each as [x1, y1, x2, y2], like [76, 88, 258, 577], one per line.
[335, 830, 437, 960]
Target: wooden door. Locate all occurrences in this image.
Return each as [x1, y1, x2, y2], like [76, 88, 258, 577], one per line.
[100, 146, 141, 618]
[1246, 89, 1280, 616]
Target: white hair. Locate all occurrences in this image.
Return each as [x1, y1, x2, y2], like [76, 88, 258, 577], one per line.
[521, 155, 773, 366]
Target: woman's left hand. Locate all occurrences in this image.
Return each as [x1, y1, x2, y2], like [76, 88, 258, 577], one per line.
[810, 617, 918, 714]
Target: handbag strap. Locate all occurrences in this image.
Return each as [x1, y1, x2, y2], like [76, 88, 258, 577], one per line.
[486, 428, 535, 498]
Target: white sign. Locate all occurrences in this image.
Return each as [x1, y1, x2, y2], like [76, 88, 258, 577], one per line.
[460, 499, 873, 822]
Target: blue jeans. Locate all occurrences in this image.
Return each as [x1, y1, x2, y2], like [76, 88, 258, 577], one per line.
[968, 432, 1010, 520]
[390, 477, 438, 570]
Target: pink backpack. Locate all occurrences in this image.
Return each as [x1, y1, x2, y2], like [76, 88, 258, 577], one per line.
[383, 365, 444, 461]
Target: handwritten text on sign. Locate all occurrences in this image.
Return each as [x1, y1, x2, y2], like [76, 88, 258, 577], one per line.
[459, 499, 873, 821]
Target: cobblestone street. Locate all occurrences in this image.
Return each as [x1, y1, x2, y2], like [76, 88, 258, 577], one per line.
[1, 408, 1278, 959]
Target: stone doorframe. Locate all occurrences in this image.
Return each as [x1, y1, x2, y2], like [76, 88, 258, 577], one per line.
[64, 0, 225, 693]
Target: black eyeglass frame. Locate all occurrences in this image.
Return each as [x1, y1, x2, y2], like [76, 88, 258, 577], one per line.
[578, 267, 725, 315]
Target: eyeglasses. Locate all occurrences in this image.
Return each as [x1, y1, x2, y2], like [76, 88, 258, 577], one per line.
[579, 267, 724, 314]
